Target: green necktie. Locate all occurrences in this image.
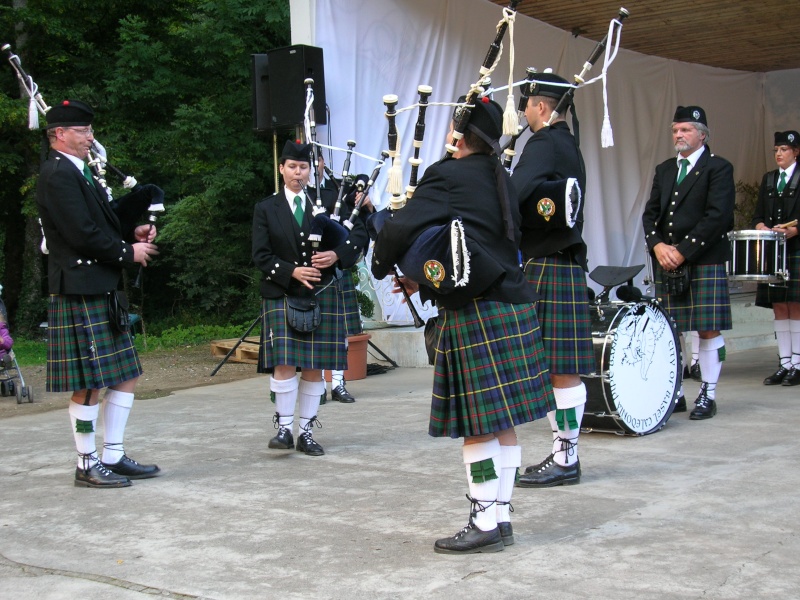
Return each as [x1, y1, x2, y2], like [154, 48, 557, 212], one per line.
[83, 163, 94, 184]
[293, 195, 304, 226]
[778, 171, 787, 194]
[676, 158, 690, 185]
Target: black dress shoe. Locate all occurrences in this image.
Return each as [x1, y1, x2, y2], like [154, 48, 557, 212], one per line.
[296, 432, 325, 456]
[689, 363, 702, 382]
[320, 389, 328, 405]
[689, 393, 717, 420]
[75, 463, 131, 488]
[517, 457, 580, 488]
[682, 364, 691, 379]
[268, 427, 294, 449]
[523, 453, 554, 474]
[102, 455, 160, 479]
[764, 366, 790, 385]
[434, 521, 505, 554]
[498, 522, 514, 546]
[331, 384, 355, 403]
[674, 395, 687, 413]
[782, 368, 800, 386]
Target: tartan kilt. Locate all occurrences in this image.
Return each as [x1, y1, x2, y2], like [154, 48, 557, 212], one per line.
[755, 250, 800, 307]
[429, 299, 555, 439]
[523, 254, 595, 375]
[655, 263, 732, 332]
[258, 284, 347, 373]
[338, 273, 363, 336]
[46, 294, 142, 392]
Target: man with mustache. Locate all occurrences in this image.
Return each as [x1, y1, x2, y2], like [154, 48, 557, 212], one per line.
[642, 105, 735, 420]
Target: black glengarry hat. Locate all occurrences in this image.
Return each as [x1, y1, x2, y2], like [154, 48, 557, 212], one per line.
[45, 99, 94, 129]
[522, 72, 571, 100]
[673, 105, 707, 127]
[775, 130, 800, 148]
[453, 95, 504, 148]
[280, 140, 312, 163]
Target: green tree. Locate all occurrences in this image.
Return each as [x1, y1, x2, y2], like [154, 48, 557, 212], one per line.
[0, 0, 291, 333]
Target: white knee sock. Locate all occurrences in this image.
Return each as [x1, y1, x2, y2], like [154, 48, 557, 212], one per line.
[270, 376, 298, 429]
[553, 385, 586, 466]
[101, 390, 135, 465]
[790, 320, 800, 368]
[775, 320, 792, 368]
[690, 331, 700, 366]
[69, 402, 99, 469]
[698, 336, 724, 399]
[496, 445, 521, 525]
[298, 378, 324, 433]
[331, 370, 344, 388]
[463, 439, 501, 532]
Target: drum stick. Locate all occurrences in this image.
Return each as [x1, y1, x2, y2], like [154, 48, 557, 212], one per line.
[775, 219, 798, 229]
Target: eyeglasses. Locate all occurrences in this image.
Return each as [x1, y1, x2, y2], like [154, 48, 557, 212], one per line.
[64, 127, 94, 136]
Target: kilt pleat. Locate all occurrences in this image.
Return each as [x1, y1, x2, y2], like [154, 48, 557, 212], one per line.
[523, 255, 595, 375]
[46, 294, 142, 392]
[429, 300, 555, 439]
[338, 273, 363, 336]
[258, 284, 347, 373]
[755, 251, 800, 307]
[655, 264, 732, 332]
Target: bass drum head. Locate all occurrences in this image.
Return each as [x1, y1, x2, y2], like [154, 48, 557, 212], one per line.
[605, 301, 680, 434]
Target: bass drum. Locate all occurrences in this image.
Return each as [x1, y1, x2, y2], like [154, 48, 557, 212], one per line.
[581, 299, 681, 435]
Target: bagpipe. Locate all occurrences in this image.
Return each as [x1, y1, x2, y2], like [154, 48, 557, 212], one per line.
[300, 78, 387, 255]
[2, 43, 164, 284]
[368, 0, 525, 322]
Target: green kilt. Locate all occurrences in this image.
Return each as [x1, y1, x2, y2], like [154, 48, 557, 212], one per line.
[46, 294, 142, 392]
[258, 283, 347, 373]
[429, 299, 555, 439]
[655, 264, 732, 332]
[523, 254, 595, 375]
[338, 271, 363, 336]
[755, 251, 800, 308]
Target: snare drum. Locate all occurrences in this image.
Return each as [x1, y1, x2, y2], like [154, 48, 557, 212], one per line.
[580, 300, 681, 435]
[727, 230, 788, 283]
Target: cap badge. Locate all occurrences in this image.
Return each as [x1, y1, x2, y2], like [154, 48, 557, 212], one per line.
[537, 197, 556, 222]
[789, 134, 796, 143]
[692, 110, 701, 120]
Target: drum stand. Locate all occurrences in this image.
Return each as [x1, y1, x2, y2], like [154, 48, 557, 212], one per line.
[210, 315, 260, 376]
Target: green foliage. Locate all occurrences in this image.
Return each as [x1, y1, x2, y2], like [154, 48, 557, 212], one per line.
[350, 266, 375, 319]
[734, 180, 760, 230]
[7, 339, 47, 367]
[0, 0, 291, 331]
[135, 322, 259, 351]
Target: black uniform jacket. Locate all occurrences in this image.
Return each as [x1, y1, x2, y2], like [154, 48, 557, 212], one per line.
[642, 146, 735, 264]
[36, 150, 139, 295]
[371, 153, 536, 310]
[252, 189, 366, 299]
[512, 121, 588, 270]
[750, 167, 800, 253]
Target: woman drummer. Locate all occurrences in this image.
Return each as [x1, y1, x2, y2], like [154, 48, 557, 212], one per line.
[751, 130, 800, 386]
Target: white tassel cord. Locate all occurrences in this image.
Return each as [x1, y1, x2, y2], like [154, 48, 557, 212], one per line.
[501, 7, 519, 136]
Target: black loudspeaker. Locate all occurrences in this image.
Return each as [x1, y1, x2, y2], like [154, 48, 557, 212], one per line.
[251, 54, 272, 132]
[266, 44, 326, 129]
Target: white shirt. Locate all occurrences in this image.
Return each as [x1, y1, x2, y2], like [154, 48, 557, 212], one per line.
[779, 161, 797, 182]
[285, 187, 306, 212]
[676, 145, 706, 176]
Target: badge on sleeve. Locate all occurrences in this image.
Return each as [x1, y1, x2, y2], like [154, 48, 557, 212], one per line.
[537, 197, 556, 222]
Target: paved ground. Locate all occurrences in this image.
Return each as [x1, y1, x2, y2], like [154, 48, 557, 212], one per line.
[0, 346, 798, 599]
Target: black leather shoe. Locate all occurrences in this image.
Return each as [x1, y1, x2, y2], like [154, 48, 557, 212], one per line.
[296, 432, 325, 456]
[689, 363, 702, 382]
[689, 392, 717, 420]
[523, 453, 554, 474]
[674, 395, 687, 413]
[498, 522, 514, 546]
[434, 521, 504, 554]
[102, 455, 160, 479]
[764, 366, 790, 385]
[331, 384, 355, 403]
[782, 368, 800, 386]
[75, 463, 131, 488]
[268, 427, 294, 449]
[517, 457, 580, 488]
[320, 389, 327, 405]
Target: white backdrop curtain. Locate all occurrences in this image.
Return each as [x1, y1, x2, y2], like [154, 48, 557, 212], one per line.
[303, 0, 800, 320]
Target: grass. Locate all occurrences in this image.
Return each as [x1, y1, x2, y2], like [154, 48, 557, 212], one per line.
[9, 322, 258, 366]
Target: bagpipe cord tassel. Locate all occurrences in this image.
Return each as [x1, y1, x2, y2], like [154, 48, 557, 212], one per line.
[501, 8, 519, 136]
